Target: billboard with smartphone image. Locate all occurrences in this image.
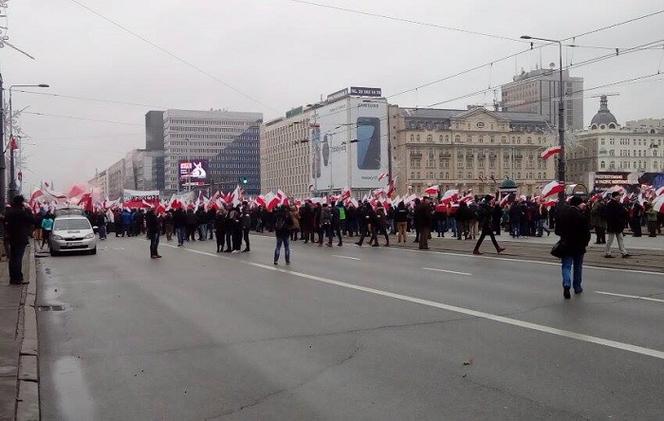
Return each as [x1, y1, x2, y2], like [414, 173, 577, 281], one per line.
[309, 96, 388, 192]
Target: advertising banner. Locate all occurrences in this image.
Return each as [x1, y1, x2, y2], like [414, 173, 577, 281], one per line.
[122, 189, 160, 208]
[179, 159, 209, 188]
[309, 97, 388, 192]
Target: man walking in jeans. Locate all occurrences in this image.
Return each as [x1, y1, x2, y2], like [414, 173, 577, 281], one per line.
[273, 205, 292, 265]
[604, 191, 630, 258]
[4, 195, 34, 284]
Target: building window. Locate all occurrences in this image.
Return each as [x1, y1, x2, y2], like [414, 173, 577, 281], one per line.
[600, 161, 606, 169]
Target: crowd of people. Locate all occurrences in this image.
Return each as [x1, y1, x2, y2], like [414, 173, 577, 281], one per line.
[3, 185, 663, 299]
[61, 190, 662, 266]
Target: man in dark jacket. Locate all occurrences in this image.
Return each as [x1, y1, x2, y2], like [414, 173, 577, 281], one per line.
[604, 192, 630, 258]
[555, 197, 591, 299]
[355, 203, 375, 247]
[273, 205, 292, 265]
[240, 203, 251, 252]
[173, 208, 186, 246]
[414, 197, 433, 250]
[473, 196, 505, 255]
[214, 207, 227, 252]
[146, 209, 162, 259]
[4, 195, 34, 284]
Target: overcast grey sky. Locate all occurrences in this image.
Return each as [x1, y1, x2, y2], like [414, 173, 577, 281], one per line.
[3, 0, 664, 192]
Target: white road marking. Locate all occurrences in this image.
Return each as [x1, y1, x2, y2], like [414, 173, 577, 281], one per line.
[332, 255, 361, 261]
[595, 290, 664, 304]
[386, 247, 664, 277]
[250, 233, 664, 276]
[168, 243, 664, 361]
[422, 267, 472, 276]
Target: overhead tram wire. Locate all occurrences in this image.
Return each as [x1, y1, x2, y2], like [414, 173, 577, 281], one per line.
[22, 111, 143, 126]
[13, 90, 169, 109]
[286, 0, 528, 43]
[309, 38, 664, 139]
[427, 38, 664, 107]
[67, 0, 277, 113]
[287, 13, 664, 132]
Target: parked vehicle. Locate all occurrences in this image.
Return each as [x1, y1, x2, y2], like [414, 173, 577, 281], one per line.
[49, 215, 97, 255]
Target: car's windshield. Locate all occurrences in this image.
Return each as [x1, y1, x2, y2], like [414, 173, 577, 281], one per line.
[53, 219, 91, 231]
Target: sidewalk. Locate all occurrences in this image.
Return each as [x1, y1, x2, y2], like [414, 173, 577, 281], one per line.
[0, 245, 39, 421]
[395, 232, 664, 273]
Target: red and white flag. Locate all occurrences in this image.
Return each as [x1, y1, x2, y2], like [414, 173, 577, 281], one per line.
[440, 189, 459, 204]
[424, 185, 439, 196]
[459, 193, 474, 204]
[540, 145, 562, 160]
[499, 194, 512, 207]
[542, 197, 558, 208]
[541, 180, 564, 198]
[653, 195, 664, 214]
[378, 172, 388, 182]
[341, 186, 352, 200]
[656, 186, 664, 196]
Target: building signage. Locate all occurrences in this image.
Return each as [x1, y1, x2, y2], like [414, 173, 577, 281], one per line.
[285, 106, 303, 119]
[350, 86, 382, 97]
[592, 172, 629, 190]
[179, 159, 209, 188]
[326, 88, 349, 102]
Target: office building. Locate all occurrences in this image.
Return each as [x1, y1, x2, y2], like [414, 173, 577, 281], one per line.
[501, 67, 584, 131]
[210, 125, 261, 196]
[163, 109, 263, 192]
[261, 87, 389, 198]
[145, 111, 165, 151]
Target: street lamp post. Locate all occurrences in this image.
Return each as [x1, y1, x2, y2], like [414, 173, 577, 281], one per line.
[521, 35, 565, 202]
[7, 83, 49, 200]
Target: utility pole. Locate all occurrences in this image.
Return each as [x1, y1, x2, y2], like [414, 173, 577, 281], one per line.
[520, 35, 566, 201]
[0, 73, 5, 210]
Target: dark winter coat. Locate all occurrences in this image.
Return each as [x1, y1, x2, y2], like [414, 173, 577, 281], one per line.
[555, 204, 591, 255]
[604, 199, 627, 233]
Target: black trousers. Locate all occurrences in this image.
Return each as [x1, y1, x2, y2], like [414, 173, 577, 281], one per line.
[232, 228, 242, 250]
[474, 228, 500, 252]
[216, 230, 225, 251]
[9, 242, 27, 283]
[243, 229, 250, 251]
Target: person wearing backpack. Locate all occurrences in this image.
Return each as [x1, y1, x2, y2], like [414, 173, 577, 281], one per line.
[274, 205, 292, 265]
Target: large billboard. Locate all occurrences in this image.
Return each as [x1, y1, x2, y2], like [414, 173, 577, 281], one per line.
[179, 159, 209, 188]
[309, 97, 388, 192]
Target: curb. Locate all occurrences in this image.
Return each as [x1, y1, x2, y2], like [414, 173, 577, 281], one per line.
[15, 248, 39, 421]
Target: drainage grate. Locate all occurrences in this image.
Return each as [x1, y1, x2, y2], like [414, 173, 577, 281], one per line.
[37, 305, 65, 312]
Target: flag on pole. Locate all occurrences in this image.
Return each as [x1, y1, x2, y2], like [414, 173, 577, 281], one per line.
[653, 195, 664, 214]
[440, 189, 459, 204]
[540, 145, 562, 160]
[541, 180, 564, 198]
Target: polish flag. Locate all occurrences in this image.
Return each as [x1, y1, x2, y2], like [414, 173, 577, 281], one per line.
[386, 179, 396, 198]
[424, 185, 439, 196]
[656, 186, 664, 196]
[67, 184, 88, 199]
[499, 194, 512, 207]
[440, 189, 459, 204]
[653, 195, 664, 214]
[541, 180, 564, 198]
[542, 197, 558, 208]
[378, 172, 388, 181]
[459, 193, 474, 204]
[255, 195, 267, 208]
[341, 186, 352, 200]
[540, 145, 562, 160]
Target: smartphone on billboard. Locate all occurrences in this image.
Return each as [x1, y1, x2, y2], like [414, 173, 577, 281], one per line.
[311, 126, 321, 178]
[356, 117, 381, 169]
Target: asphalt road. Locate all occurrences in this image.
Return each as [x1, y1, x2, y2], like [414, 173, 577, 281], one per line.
[37, 234, 664, 420]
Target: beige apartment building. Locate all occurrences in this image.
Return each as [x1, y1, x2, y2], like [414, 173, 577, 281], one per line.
[389, 105, 557, 197]
[566, 96, 664, 186]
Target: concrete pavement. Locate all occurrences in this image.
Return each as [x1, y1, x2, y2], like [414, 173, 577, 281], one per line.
[37, 235, 664, 420]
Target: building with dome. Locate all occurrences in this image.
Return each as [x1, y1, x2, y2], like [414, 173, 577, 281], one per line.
[566, 95, 664, 190]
